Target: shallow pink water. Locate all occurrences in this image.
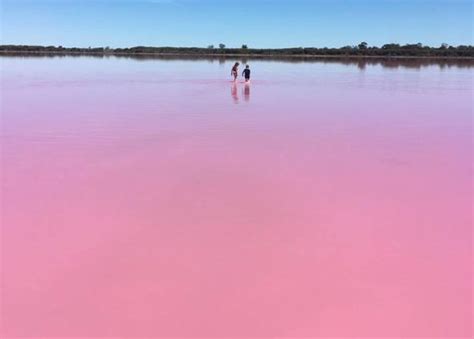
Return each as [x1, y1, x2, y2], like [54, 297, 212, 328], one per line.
[0, 56, 472, 337]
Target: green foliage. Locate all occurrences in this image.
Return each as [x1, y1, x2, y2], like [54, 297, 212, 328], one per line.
[1, 44, 473, 58]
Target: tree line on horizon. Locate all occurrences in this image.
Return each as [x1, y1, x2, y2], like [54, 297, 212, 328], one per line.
[1, 42, 473, 57]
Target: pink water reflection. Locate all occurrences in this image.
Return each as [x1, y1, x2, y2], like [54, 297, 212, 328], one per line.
[1, 56, 472, 337]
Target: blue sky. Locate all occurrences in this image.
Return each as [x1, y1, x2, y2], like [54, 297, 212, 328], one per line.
[1, 0, 472, 48]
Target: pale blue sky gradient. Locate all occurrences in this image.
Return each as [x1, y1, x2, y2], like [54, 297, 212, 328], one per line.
[1, 0, 472, 48]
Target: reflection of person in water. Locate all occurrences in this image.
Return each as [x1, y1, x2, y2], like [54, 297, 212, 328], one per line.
[231, 82, 239, 103]
[243, 83, 250, 102]
[231, 81, 251, 104]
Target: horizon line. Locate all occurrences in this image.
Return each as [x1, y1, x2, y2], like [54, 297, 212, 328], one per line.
[2, 43, 474, 49]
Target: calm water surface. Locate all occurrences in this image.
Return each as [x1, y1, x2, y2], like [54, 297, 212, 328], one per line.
[1, 56, 472, 337]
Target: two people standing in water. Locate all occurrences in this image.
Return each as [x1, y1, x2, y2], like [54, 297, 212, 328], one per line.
[231, 62, 251, 83]
[230, 62, 251, 103]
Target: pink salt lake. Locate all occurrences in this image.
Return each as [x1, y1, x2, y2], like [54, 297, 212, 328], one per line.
[0, 56, 472, 337]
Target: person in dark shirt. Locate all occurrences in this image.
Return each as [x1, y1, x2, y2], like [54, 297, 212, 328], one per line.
[242, 65, 251, 83]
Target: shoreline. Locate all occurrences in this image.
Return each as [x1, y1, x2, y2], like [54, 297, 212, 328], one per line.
[1, 50, 474, 61]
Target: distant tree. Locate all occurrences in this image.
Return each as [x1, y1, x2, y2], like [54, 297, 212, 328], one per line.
[358, 41, 368, 50]
[341, 45, 354, 52]
[242, 44, 248, 49]
[382, 43, 400, 49]
[219, 43, 226, 49]
[440, 43, 449, 49]
[207, 45, 214, 49]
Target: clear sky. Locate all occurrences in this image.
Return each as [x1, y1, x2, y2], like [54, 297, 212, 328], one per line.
[1, 0, 472, 48]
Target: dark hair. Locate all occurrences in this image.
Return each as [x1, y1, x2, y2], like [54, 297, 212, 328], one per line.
[246, 65, 250, 68]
